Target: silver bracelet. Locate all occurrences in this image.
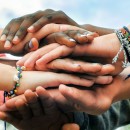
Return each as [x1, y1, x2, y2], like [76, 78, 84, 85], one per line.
[112, 30, 128, 68]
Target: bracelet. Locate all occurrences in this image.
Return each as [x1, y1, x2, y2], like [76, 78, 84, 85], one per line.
[112, 29, 128, 68]
[120, 26, 130, 62]
[4, 65, 26, 98]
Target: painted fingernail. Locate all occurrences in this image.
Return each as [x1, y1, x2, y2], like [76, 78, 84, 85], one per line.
[69, 38, 76, 42]
[13, 36, 19, 42]
[29, 40, 34, 49]
[4, 41, 11, 48]
[28, 26, 34, 31]
[0, 34, 6, 41]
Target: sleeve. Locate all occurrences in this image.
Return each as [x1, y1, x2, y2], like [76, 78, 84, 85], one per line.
[73, 99, 130, 130]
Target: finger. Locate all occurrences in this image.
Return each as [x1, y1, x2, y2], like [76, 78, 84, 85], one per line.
[0, 111, 19, 126]
[0, 19, 13, 42]
[44, 32, 76, 47]
[24, 89, 43, 117]
[28, 11, 61, 33]
[0, 95, 26, 112]
[5, 17, 24, 45]
[59, 84, 96, 112]
[56, 73, 94, 87]
[4, 40, 12, 49]
[16, 52, 33, 67]
[47, 58, 102, 74]
[93, 64, 115, 76]
[24, 38, 39, 53]
[28, 9, 55, 32]
[83, 75, 113, 85]
[12, 14, 38, 44]
[47, 58, 81, 72]
[62, 123, 80, 130]
[36, 86, 57, 115]
[15, 99, 32, 119]
[24, 43, 60, 70]
[65, 30, 90, 44]
[36, 45, 73, 68]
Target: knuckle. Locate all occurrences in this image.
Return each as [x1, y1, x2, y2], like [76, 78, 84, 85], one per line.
[14, 17, 24, 23]
[45, 9, 54, 13]
[17, 27, 26, 33]
[46, 14, 53, 20]
[25, 14, 36, 22]
[57, 10, 67, 18]
[8, 31, 15, 36]
[35, 10, 43, 14]
[2, 29, 9, 34]
[33, 21, 43, 28]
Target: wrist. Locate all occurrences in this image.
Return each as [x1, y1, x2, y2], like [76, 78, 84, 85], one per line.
[0, 64, 17, 91]
[80, 24, 114, 35]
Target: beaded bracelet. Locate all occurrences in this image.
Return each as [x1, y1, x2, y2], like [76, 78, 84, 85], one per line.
[120, 26, 130, 62]
[4, 65, 26, 98]
[112, 29, 128, 68]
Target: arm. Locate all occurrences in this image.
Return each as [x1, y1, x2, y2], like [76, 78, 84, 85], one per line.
[81, 24, 114, 35]
[0, 63, 95, 95]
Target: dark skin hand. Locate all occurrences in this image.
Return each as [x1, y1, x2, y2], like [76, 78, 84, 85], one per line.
[0, 9, 79, 49]
[0, 87, 73, 130]
[0, 9, 114, 49]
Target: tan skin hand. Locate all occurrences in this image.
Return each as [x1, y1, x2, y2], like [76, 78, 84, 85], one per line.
[0, 87, 73, 130]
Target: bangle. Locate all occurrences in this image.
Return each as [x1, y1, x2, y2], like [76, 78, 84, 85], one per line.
[112, 29, 128, 68]
[4, 65, 26, 98]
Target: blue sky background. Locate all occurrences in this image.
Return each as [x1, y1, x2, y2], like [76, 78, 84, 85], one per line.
[0, 0, 130, 29]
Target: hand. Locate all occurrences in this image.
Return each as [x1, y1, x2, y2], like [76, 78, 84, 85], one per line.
[2, 68, 124, 116]
[53, 68, 128, 115]
[0, 87, 73, 130]
[41, 29, 99, 47]
[0, 9, 79, 49]
[2, 23, 96, 55]
[26, 33, 123, 75]
[17, 45, 114, 86]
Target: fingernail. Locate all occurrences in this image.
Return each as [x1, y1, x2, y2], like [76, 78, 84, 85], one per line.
[83, 31, 93, 36]
[4, 41, 11, 48]
[60, 85, 73, 94]
[28, 26, 34, 31]
[0, 34, 6, 41]
[69, 38, 76, 42]
[80, 34, 87, 37]
[73, 63, 80, 67]
[13, 36, 19, 42]
[29, 40, 34, 49]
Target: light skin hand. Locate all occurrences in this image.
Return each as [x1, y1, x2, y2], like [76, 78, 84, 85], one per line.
[0, 67, 129, 116]
[33, 33, 123, 75]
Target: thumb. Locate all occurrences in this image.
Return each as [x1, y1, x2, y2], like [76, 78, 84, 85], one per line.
[24, 38, 39, 52]
[62, 123, 80, 130]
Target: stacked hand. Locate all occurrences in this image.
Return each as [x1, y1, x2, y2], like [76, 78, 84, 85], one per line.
[0, 87, 76, 130]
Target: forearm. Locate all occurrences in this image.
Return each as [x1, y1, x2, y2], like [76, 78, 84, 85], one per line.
[80, 24, 114, 35]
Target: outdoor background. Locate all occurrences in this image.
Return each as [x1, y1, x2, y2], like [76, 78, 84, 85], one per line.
[0, 0, 130, 130]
